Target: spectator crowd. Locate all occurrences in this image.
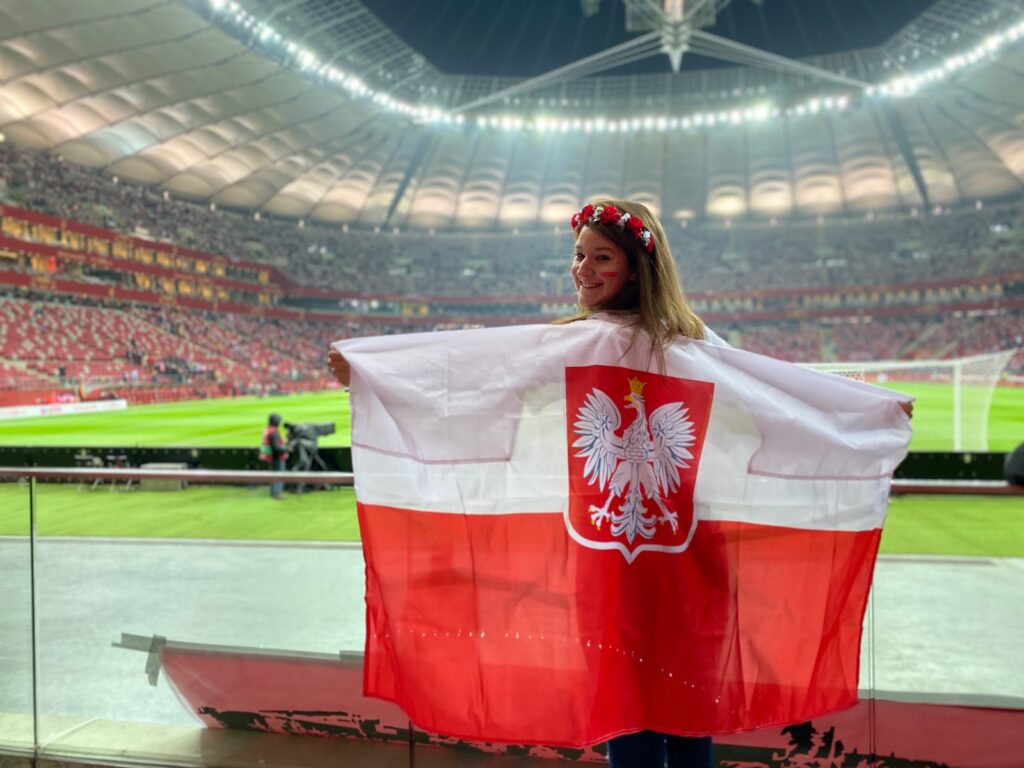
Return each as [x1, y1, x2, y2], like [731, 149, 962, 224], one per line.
[2, 142, 1021, 299]
[0, 140, 1021, 400]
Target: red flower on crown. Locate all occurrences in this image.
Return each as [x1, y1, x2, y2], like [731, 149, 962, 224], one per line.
[571, 203, 596, 230]
[626, 216, 645, 236]
[598, 205, 619, 224]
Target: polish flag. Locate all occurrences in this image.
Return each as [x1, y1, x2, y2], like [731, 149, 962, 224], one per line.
[335, 315, 911, 747]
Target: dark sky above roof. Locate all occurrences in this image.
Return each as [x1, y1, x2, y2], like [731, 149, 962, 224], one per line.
[363, 0, 937, 77]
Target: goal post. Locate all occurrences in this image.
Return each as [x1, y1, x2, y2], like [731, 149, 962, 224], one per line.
[803, 349, 1016, 452]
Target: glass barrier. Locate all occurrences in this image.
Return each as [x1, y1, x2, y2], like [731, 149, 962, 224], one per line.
[1, 470, 1020, 768]
[868, 491, 1024, 765]
[24, 470, 377, 767]
[0, 476, 34, 754]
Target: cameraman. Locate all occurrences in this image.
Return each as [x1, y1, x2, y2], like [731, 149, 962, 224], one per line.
[259, 413, 289, 499]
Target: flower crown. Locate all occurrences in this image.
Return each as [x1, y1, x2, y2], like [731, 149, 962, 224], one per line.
[571, 203, 655, 253]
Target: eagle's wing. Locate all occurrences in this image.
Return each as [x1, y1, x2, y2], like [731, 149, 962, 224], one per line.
[649, 401, 696, 495]
[572, 388, 624, 491]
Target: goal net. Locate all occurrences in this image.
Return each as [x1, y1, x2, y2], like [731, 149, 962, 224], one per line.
[803, 349, 1016, 452]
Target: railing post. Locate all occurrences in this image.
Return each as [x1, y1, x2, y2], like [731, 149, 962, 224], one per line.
[29, 476, 40, 756]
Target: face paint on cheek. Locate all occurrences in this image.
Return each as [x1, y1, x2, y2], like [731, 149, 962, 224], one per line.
[598, 271, 619, 278]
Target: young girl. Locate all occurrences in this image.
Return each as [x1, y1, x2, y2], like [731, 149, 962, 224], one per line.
[327, 199, 911, 767]
[559, 199, 714, 768]
[327, 198, 707, 383]
[330, 199, 713, 766]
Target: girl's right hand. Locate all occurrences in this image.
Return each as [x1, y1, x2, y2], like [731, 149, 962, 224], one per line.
[328, 349, 350, 387]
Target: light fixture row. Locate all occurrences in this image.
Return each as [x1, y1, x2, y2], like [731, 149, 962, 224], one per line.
[207, 1, 1024, 132]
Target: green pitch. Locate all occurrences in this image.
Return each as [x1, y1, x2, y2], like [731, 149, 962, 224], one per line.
[880, 494, 1024, 557]
[1, 382, 1021, 558]
[0, 383, 1020, 451]
[0, 484, 1020, 557]
[0, 482, 359, 540]
[0, 391, 352, 448]
[876, 382, 1023, 452]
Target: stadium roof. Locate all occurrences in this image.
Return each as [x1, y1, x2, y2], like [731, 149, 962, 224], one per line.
[0, 0, 1022, 226]
[360, 0, 935, 78]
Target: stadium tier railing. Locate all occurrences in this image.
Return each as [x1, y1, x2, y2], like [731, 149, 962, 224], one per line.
[1, 468, 1021, 768]
[1, 467, 1019, 494]
[0, 467, 354, 485]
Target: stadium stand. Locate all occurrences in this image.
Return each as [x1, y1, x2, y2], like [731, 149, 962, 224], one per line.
[0, 294, 335, 404]
[3, 142, 1023, 297]
[1, 140, 1021, 407]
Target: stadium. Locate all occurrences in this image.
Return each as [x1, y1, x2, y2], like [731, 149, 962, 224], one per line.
[0, 0, 1022, 766]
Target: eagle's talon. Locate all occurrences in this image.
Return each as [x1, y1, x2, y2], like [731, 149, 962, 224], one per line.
[589, 504, 612, 530]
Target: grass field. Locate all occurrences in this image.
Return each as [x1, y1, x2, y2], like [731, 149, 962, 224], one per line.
[0, 483, 1020, 557]
[0, 483, 361, 540]
[1, 382, 1020, 558]
[0, 391, 352, 449]
[876, 382, 1024, 452]
[1, 383, 1022, 452]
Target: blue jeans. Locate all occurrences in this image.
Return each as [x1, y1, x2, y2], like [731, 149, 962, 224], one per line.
[607, 731, 712, 768]
[270, 457, 286, 497]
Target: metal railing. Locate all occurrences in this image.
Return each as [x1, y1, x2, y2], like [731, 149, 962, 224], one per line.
[0, 467, 353, 485]
[1, 467, 1020, 495]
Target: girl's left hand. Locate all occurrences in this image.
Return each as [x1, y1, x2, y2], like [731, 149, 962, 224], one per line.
[328, 349, 350, 387]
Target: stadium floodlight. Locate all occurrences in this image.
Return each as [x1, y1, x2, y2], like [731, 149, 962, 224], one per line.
[202, 0, 445, 122]
[201, 0, 1024, 135]
[867, 21, 1024, 102]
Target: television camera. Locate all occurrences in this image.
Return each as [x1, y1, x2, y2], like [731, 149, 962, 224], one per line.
[283, 421, 335, 474]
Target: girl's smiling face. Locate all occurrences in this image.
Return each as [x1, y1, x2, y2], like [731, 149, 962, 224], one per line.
[571, 226, 634, 309]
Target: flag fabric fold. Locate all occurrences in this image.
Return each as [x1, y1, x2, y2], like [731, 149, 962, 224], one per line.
[336, 315, 911, 747]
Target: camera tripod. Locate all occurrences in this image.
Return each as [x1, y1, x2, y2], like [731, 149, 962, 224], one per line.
[289, 438, 330, 493]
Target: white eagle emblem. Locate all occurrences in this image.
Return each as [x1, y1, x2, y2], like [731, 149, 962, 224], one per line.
[572, 377, 697, 544]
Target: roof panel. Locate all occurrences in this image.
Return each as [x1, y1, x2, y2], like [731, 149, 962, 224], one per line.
[0, 0, 1020, 227]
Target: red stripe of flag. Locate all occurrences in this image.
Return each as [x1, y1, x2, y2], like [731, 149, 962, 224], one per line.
[358, 502, 880, 746]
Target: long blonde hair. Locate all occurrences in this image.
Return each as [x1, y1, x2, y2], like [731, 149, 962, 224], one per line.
[556, 198, 704, 369]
